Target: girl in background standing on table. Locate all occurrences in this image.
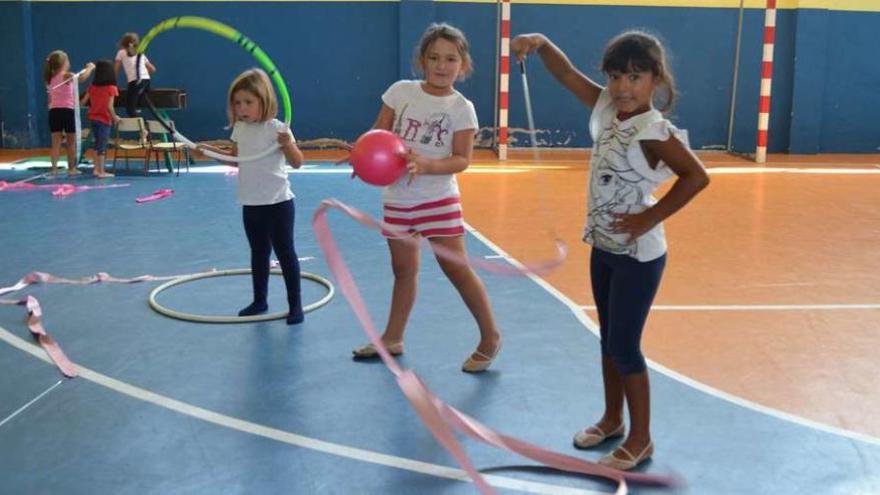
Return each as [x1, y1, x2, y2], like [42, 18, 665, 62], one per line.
[114, 32, 156, 117]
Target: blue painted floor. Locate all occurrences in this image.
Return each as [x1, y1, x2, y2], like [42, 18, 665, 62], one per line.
[1, 166, 878, 494]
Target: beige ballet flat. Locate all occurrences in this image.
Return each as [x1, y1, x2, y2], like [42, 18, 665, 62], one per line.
[461, 342, 501, 373]
[352, 341, 403, 359]
[598, 441, 654, 471]
[573, 422, 625, 449]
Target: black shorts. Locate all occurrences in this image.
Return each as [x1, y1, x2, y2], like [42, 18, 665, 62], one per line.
[48, 108, 76, 134]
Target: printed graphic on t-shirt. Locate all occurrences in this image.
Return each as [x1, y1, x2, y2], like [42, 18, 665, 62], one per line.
[585, 122, 646, 257]
[395, 105, 452, 148]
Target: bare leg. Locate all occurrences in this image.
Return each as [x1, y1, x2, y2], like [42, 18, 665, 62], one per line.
[428, 235, 501, 358]
[380, 237, 421, 345]
[64, 135, 78, 174]
[593, 355, 626, 432]
[93, 154, 113, 177]
[619, 370, 651, 452]
[49, 132, 63, 175]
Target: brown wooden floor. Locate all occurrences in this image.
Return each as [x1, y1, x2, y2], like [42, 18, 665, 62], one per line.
[458, 150, 880, 440]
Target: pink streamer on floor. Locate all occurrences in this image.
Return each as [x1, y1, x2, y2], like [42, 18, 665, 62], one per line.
[311, 198, 680, 494]
[0, 270, 212, 378]
[18, 295, 78, 377]
[0, 180, 130, 197]
[136, 188, 174, 203]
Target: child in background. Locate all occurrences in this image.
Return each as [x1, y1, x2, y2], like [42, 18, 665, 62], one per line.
[81, 60, 120, 178]
[43, 50, 94, 175]
[114, 33, 156, 117]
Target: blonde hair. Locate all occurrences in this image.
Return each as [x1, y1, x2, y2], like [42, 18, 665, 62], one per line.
[413, 23, 473, 80]
[43, 50, 68, 85]
[227, 68, 278, 125]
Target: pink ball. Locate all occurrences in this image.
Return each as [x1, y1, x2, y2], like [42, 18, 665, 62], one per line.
[350, 130, 408, 186]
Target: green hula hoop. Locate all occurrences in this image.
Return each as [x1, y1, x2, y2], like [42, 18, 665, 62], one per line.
[138, 16, 292, 125]
[148, 269, 335, 324]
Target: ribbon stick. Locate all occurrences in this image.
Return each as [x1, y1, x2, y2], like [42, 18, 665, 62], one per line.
[73, 74, 82, 168]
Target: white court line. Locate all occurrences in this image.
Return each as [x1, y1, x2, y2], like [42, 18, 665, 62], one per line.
[8, 162, 879, 176]
[581, 304, 880, 311]
[463, 224, 880, 448]
[181, 166, 531, 175]
[0, 327, 605, 495]
[0, 379, 63, 429]
[707, 167, 880, 175]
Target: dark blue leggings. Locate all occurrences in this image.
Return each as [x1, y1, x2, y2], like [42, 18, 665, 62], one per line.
[242, 199, 302, 314]
[126, 79, 150, 117]
[591, 247, 666, 375]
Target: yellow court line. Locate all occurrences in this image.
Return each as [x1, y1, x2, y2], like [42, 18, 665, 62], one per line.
[25, 0, 397, 3]
[23, 0, 880, 9]
[437, 0, 880, 12]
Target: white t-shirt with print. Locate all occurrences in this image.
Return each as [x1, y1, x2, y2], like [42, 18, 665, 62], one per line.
[115, 49, 151, 83]
[230, 119, 295, 206]
[381, 80, 478, 205]
[584, 88, 689, 262]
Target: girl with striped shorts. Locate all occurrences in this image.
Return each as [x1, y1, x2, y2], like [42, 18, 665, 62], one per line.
[352, 23, 502, 373]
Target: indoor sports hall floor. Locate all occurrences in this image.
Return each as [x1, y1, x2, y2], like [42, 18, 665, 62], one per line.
[1, 149, 878, 494]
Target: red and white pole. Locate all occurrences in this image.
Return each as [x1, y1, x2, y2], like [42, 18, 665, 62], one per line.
[755, 0, 776, 163]
[497, 0, 511, 160]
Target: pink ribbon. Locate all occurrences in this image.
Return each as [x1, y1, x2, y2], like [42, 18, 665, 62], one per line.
[136, 188, 174, 203]
[312, 198, 679, 494]
[17, 295, 78, 377]
[316, 198, 567, 277]
[0, 270, 209, 378]
[0, 180, 130, 197]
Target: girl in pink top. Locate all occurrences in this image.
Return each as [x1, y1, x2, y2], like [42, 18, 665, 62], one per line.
[43, 50, 94, 176]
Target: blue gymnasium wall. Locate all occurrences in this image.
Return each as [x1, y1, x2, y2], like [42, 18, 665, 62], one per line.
[0, 1, 38, 148]
[790, 9, 880, 153]
[0, 1, 877, 153]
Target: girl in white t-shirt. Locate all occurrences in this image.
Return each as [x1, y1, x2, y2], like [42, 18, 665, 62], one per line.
[198, 69, 306, 324]
[351, 23, 502, 373]
[512, 30, 710, 471]
[114, 32, 156, 117]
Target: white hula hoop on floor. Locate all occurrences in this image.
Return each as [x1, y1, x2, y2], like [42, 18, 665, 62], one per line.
[148, 269, 334, 323]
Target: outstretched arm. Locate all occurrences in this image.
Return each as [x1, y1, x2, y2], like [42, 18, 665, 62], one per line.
[77, 62, 96, 82]
[511, 33, 602, 109]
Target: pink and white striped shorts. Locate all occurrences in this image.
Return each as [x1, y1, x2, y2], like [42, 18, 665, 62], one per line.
[382, 196, 466, 238]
